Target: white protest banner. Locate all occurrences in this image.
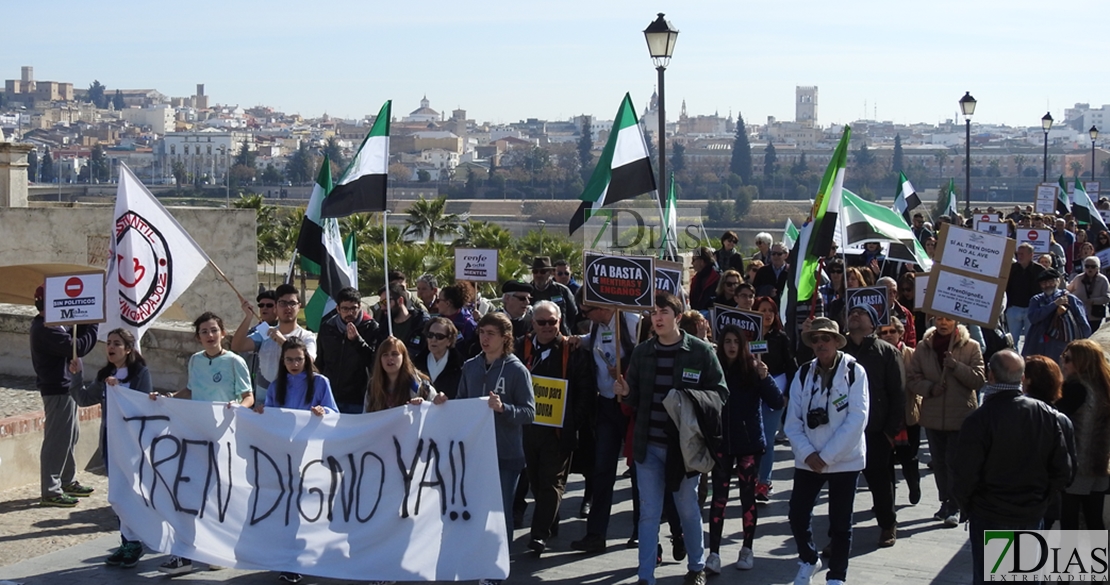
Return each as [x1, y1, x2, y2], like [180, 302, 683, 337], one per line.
[913, 273, 930, 309]
[1097, 248, 1110, 270]
[1035, 184, 1058, 214]
[974, 219, 1006, 236]
[454, 248, 499, 283]
[43, 270, 106, 326]
[936, 224, 1015, 279]
[1016, 228, 1052, 254]
[106, 388, 509, 582]
[923, 270, 1005, 328]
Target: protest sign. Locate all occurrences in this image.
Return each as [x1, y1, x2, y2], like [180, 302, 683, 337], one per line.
[712, 304, 766, 353]
[1085, 181, 1100, 196]
[654, 259, 683, 297]
[974, 219, 1006, 236]
[454, 248, 498, 282]
[582, 252, 654, 310]
[43, 270, 106, 326]
[531, 375, 568, 428]
[924, 270, 1005, 328]
[1016, 228, 1052, 254]
[914, 273, 930, 310]
[1096, 248, 1110, 270]
[106, 388, 508, 581]
[1035, 184, 1058, 215]
[935, 224, 1015, 279]
[845, 286, 890, 326]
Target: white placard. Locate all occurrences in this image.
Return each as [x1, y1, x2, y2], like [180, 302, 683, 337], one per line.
[974, 219, 1006, 236]
[914, 273, 930, 306]
[1100, 209, 1110, 225]
[927, 270, 1002, 327]
[106, 388, 509, 581]
[1097, 248, 1110, 269]
[937, 225, 1011, 278]
[43, 271, 107, 326]
[1035, 184, 1058, 214]
[1085, 181, 1100, 195]
[454, 248, 499, 283]
[1016, 228, 1052, 254]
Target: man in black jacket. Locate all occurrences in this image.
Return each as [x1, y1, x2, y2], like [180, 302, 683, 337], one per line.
[953, 350, 1073, 585]
[30, 285, 99, 507]
[752, 242, 791, 304]
[316, 287, 379, 414]
[842, 304, 905, 548]
[1005, 243, 1045, 352]
[516, 300, 597, 555]
[377, 282, 430, 356]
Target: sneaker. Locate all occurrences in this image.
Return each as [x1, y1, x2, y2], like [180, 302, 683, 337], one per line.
[878, 526, 897, 547]
[932, 504, 948, 522]
[158, 556, 193, 575]
[570, 533, 606, 553]
[278, 572, 303, 583]
[40, 494, 78, 507]
[754, 482, 771, 503]
[705, 552, 721, 575]
[477, 580, 502, 585]
[62, 481, 95, 497]
[943, 508, 960, 528]
[672, 535, 686, 561]
[684, 569, 707, 585]
[735, 547, 754, 570]
[105, 541, 143, 566]
[793, 558, 822, 585]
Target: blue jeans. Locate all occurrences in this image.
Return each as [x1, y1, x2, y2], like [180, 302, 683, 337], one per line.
[498, 464, 521, 538]
[585, 396, 629, 538]
[758, 402, 783, 485]
[636, 444, 705, 584]
[969, 512, 1042, 585]
[1005, 306, 1029, 351]
[789, 468, 859, 583]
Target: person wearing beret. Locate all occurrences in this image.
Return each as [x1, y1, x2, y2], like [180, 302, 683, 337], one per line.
[1022, 269, 1091, 364]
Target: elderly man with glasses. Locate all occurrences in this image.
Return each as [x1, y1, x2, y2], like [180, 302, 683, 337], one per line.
[1066, 256, 1109, 333]
[752, 242, 791, 305]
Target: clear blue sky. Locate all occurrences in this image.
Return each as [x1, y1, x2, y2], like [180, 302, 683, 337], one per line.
[5, 0, 1106, 128]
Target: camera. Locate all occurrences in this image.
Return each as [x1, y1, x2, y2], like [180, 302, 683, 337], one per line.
[807, 407, 829, 429]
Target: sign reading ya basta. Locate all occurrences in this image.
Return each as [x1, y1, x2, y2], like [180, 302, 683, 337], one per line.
[106, 387, 508, 581]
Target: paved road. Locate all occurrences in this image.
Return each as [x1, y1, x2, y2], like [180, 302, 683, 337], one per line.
[0, 439, 973, 585]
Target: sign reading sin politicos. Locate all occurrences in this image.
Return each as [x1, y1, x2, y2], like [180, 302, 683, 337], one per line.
[43, 270, 107, 327]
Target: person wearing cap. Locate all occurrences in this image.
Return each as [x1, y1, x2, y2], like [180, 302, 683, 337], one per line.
[907, 316, 986, 528]
[499, 280, 534, 339]
[689, 246, 720, 313]
[1066, 256, 1109, 333]
[1023, 268, 1092, 364]
[529, 256, 577, 335]
[30, 285, 101, 507]
[784, 317, 869, 585]
[842, 304, 905, 548]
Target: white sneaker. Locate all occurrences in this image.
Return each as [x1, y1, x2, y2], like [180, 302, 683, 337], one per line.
[735, 546, 754, 570]
[705, 552, 721, 574]
[793, 557, 821, 585]
[828, 580, 846, 585]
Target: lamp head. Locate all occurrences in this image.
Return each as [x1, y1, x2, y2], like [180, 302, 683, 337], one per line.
[1042, 112, 1053, 132]
[1091, 126, 1099, 141]
[959, 91, 977, 118]
[643, 13, 679, 69]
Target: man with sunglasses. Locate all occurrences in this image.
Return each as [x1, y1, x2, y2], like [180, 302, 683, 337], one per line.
[315, 287, 380, 414]
[785, 317, 868, 585]
[235, 289, 278, 395]
[500, 280, 534, 339]
[514, 301, 597, 555]
[753, 242, 791, 304]
[376, 282, 430, 357]
[554, 259, 581, 296]
[530, 256, 578, 334]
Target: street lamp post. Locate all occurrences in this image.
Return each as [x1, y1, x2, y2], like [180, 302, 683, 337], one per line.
[1042, 112, 1053, 182]
[643, 13, 678, 199]
[537, 219, 546, 257]
[1090, 125, 1099, 181]
[959, 91, 976, 217]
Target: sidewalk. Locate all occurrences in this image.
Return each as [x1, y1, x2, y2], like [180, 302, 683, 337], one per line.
[0, 442, 972, 585]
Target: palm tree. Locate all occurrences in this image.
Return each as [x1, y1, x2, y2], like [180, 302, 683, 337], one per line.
[1013, 154, 1027, 177]
[1070, 161, 1085, 178]
[403, 195, 463, 243]
[933, 151, 949, 178]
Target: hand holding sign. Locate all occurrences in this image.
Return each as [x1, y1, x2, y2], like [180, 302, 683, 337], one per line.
[612, 374, 629, 397]
[488, 391, 504, 412]
[754, 354, 768, 380]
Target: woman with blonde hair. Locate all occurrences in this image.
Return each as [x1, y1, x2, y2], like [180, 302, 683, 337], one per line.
[1057, 339, 1110, 530]
[366, 336, 443, 413]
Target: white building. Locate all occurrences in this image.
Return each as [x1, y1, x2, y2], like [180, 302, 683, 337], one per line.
[158, 130, 250, 183]
[119, 105, 174, 134]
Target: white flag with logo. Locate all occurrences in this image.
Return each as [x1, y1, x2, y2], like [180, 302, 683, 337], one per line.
[104, 163, 210, 349]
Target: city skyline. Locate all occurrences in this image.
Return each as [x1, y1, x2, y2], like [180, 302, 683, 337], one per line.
[4, 0, 1106, 128]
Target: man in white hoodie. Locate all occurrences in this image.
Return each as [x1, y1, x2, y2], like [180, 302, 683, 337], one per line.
[785, 317, 870, 585]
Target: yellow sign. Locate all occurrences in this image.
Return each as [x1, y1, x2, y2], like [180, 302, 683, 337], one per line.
[531, 375, 568, 428]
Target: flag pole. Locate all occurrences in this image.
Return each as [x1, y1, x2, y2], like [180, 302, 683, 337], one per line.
[208, 260, 260, 321]
[382, 211, 394, 338]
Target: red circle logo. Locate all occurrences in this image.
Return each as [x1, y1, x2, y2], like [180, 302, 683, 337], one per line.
[1027, 231, 1039, 241]
[64, 277, 84, 298]
[980, 215, 990, 222]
